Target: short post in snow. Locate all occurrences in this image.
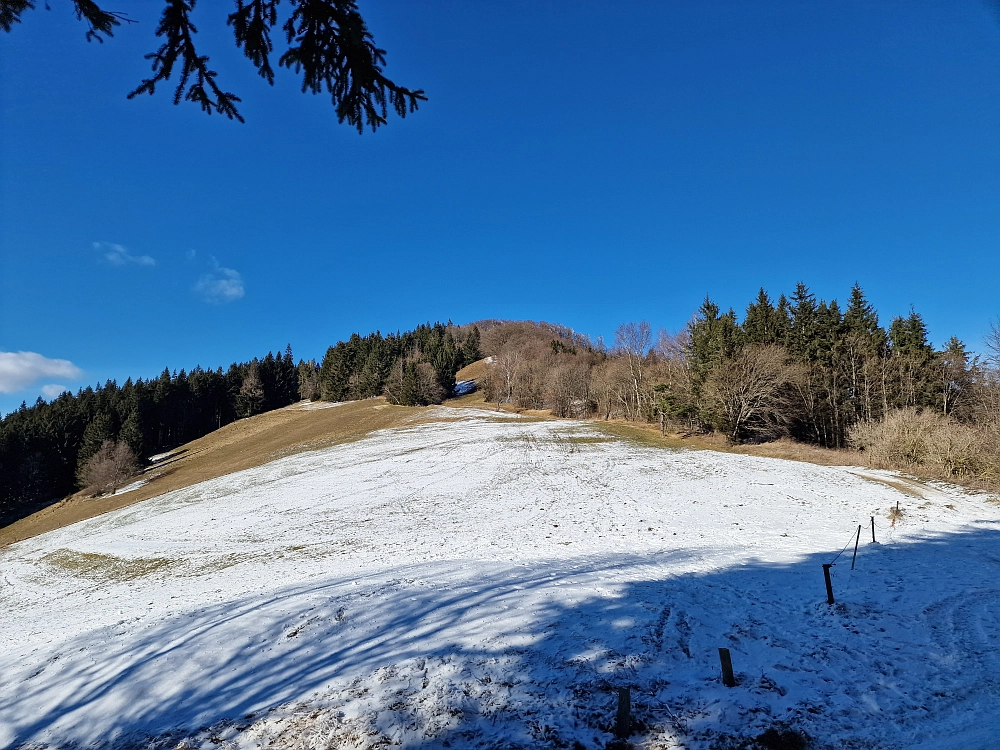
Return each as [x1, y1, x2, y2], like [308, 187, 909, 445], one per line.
[718, 647, 737, 687]
[614, 687, 631, 738]
[871, 516, 876, 543]
[851, 525, 861, 570]
[822, 564, 835, 604]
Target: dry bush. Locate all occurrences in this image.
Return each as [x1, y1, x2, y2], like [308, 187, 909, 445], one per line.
[77, 440, 141, 496]
[848, 408, 997, 483]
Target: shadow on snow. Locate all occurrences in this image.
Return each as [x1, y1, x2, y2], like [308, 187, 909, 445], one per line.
[5, 523, 1000, 750]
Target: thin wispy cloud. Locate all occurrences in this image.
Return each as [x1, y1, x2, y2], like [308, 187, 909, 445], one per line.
[95, 241, 156, 267]
[194, 259, 245, 304]
[0, 352, 82, 394]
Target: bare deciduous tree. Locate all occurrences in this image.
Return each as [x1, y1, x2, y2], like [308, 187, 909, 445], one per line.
[485, 348, 522, 408]
[702, 345, 802, 442]
[298, 359, 321, 401]
[613, 321, 651, 420]
[77, 440, 141, 496]
[238, 361, 265, 418]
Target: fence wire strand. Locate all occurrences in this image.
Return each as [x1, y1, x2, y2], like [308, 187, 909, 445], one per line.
[829, 527, 860, 565]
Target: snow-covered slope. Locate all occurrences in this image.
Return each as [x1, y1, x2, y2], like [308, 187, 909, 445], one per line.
[2, 411, 999, 749]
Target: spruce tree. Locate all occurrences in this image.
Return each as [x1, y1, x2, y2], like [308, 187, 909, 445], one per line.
[789, 283, 819, 361]
[688, 297, 742, 386]
[76, 411, 114, 479]
[743, 288, 779, 345]
[461, 326, 483, 366]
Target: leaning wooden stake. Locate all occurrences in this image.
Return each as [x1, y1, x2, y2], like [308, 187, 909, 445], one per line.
[871, 516, 876, 543]
[614, 687, 631, 738]
[718, 647, 737, 687]
[851, 525, 861, 570]
[822, 564, 835, 604]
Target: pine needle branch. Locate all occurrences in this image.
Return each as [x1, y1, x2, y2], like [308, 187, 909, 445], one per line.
[279, 0, 426, 133]
[228, 0, 281, 84]
[72, 0, 134, 43]
[128, 0, 244, 122]
[0, 0, 35, 32]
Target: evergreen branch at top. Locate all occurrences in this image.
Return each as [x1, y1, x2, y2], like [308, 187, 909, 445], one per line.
[279, 0, 426, 133]
[0, 0, 34, 32]
[128, 0, 244, 122]
[3, 0, 426, 129]
[72, 0, 134, 43]
[228, 0, 281, 85]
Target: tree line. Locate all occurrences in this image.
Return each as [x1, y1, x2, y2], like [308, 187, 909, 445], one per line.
[477, 284, 984, 452]
[0, 322, 480, 526]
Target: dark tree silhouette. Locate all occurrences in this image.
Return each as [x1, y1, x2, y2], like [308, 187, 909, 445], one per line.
[1, 0, 426, 130]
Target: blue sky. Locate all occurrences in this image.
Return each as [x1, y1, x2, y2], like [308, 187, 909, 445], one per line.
[2, 1, 999, 414]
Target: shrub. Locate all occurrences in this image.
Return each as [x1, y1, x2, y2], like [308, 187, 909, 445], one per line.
[849, 408, 996, 483]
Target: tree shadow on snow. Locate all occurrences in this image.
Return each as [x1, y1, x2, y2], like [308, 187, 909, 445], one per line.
[5, 523, 1000, 750]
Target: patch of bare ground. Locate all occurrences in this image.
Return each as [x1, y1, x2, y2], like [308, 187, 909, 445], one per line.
[852, 474, 927, 498]
[0, 398, 426, 548]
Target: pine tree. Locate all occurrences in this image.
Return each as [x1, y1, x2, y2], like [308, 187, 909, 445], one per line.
[461, 326, 482, 366]
[889, 309, 932, 357]
[743, 288, 779, 345]
[118, 409, 145, 458]
[843, 284, 885, 351]
[688, 297, 742, 385]
[76, 411, 114, 479]
[788, 283, 819, 361]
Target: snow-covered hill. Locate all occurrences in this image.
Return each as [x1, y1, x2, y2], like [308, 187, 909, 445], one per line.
[2, 409, 999, 749]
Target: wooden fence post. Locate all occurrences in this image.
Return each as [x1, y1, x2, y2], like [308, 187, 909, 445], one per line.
[718, 647, 737, 687]
[851, 525, 861, 570]
[822, 564, 835, 604]
[871, 516, 875, 543]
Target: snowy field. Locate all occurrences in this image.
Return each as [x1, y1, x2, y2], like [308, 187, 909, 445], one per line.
[2, 409, 1000, 749]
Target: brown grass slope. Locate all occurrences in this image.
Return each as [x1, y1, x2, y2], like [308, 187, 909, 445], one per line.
[0, 399, 427, 548]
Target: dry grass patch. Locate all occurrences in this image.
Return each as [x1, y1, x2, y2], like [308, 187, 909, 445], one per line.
[455, 358, 490, 383]
[43, 549, 173, 581]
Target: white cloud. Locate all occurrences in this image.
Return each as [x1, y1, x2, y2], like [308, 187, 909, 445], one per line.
[95, 241, 155, 267]
[40, 384, 70, 400]
[0, 352, 82, 394]
[194, 265, 245, 304]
